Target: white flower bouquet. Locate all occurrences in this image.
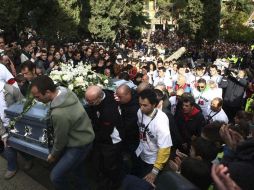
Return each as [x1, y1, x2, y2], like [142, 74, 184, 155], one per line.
[49, 62, 109, 98]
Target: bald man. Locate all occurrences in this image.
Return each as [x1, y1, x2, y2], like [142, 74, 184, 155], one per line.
[85, 86, 124, 190]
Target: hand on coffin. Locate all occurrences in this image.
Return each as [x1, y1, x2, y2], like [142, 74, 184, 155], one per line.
[47, 154, 56, 163]
[143, 172, 156, 188]
[2, 136, 7, 148]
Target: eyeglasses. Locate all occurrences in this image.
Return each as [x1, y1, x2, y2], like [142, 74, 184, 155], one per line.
[198, 86, 205, 89]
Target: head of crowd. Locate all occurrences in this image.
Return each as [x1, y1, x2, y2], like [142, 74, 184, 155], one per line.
[1, 28, 254, 190]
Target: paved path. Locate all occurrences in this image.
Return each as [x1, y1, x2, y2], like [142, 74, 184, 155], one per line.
[0, 156, 52, 190]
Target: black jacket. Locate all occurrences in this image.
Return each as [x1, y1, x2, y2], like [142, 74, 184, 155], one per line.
[219, 75, 247, 107]
[86, 90, 123, 145]
[174, 107, 206, 146]
[119, 91, 139, 145]
[222, 138, 254, 190]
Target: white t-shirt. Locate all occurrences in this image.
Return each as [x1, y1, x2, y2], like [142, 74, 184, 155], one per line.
[206, 107, 229, 124]
[210, 75, 222, 84]
[209, 88, 223, 100]
[189, 75, 210, 88]
[169, 96, 177, 115]
[136, 109, 172, 164]
[0, 64, 18, 88]
[192, 88, 213, 117]
[153, 76, 173, 88]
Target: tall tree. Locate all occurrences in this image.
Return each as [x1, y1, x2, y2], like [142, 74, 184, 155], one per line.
[221, 0, 254, 42]
[178, 0, 204, 40]
[0, 0, 21, 39]
[88, 0, 147, 41]
[201, 0, 221, 41]
[157, 0, 187, 21]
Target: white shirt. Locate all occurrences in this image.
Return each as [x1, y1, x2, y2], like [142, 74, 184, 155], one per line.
[209, 88, 223, 99]
[210, 75, 222, 84]
[153, 76, 173, 88]
[189, 75, 210, 88]
[206, 107, 229, 124]
[0, 64, 18, 88]
[136, 109, 172, 164]
[192, 88, 213, 117]
[169, 96, 177, 115]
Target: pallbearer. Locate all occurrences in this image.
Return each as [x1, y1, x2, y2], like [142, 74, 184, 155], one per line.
[30, 75, 94, 190]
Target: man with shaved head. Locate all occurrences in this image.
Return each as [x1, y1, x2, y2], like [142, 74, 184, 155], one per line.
[85, 85, 104, 106]
[136, 82, 154, 94]
[85, 85, 123, 190]
[115, 84, 139, 173]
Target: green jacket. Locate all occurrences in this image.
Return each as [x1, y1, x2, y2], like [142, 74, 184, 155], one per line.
[50, 86, 94, 157]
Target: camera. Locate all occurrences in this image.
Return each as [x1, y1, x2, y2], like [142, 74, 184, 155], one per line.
[224, 68, 238, 77]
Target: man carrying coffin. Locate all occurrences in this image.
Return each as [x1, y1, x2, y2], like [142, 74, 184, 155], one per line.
[30, 75, 94, 190]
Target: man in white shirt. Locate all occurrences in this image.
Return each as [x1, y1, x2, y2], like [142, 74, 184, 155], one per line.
[192, 78, 213, 117]
[189, 66, 210, 88]
[153, 67, 173, 90]
[207, 80, 222, 100]
[206, 97, 229, 124]
[135, 89, 172, 186]
[209, 65, 222, 85]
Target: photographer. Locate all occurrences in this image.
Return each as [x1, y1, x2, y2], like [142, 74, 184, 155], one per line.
[219, 69, 247, 122]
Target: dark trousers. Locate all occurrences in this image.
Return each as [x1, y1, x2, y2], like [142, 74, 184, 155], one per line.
[223, 105, 241, 123]
[133, 156, 153, 178]
[92, 142, 123, 190]
[50, 143, 92, 190]
[122, 141, 139, 174]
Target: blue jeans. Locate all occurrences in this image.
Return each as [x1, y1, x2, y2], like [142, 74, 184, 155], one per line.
[2, 147, 18, 171]
[50, 143, 92, 190]
[121, 175, 153, 190]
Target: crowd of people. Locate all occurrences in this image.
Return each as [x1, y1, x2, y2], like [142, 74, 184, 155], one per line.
[0, 29, 254, 190]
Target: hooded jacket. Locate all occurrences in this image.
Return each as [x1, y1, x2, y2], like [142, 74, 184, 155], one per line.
[50, 86, 94, 157]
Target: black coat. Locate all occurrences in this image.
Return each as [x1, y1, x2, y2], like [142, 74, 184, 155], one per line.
[219, 75, 247, 107]
[86, 90, 123, 145]
[174, 108, 206, 146]
[119, 91, 139, 145]
[222, 139, 254, 190]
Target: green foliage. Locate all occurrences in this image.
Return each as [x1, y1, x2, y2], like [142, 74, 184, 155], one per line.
[221, 0, 254, 42]
[177, 0, 221, 42]
[201, 0, 221, 41]
[0, 0, 21, 32]
[178, 0, 204, 40]
[157, 0, 187, 20]
[88, 0, 148, 41]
